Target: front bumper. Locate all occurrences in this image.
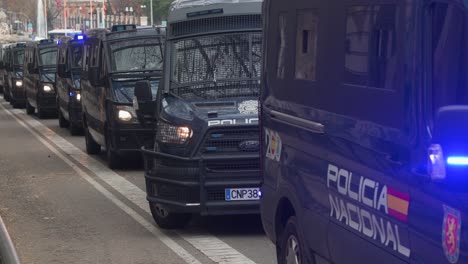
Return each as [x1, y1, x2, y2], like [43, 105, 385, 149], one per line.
[37, 93, 57, 110]
[10, 84, 25, 101]
[108, 126, 155, 153]
[68, 103, 83, 125]
[142, 149, 261, 215]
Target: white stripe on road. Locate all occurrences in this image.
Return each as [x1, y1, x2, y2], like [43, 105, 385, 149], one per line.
[1, 103, 201, 264]
[3, 103, 257, 264]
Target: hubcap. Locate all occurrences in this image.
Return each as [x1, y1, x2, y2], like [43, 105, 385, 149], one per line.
[285, 235, 300, 264]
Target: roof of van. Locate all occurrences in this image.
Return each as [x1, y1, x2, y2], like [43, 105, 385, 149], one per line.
[86, 27, 164, 42]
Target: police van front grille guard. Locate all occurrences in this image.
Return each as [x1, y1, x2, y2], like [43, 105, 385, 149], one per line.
[142, 148, 260, 205]
[170, 14, 262, 37]
[171, 80, 260, 100]
[197, 126, 260, 155]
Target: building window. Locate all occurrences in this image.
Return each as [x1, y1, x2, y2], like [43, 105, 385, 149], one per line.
[295, 9, 318, 81]
[344, 5, 397, 89]
[277, 13, 287, 79]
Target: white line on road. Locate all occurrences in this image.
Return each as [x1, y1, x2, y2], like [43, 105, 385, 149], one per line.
[2, 102, 258, 264]
[0, 103, 202, 264]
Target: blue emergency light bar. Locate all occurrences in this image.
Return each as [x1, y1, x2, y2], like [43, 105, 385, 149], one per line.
[447, 156, 468, 166]
[75, 34, 85, 41]
[187, 8, 223, 18]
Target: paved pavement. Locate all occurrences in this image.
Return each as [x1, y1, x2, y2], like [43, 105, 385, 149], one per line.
[0, 97, 276, 264]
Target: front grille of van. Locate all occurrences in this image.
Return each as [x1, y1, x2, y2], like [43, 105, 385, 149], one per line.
[170, 14, 262, 37]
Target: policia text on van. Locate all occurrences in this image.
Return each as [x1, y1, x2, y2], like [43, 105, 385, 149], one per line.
[260, 0, 468, 264]
[81, 26, 164, 169]
[134, 0, 263, 229]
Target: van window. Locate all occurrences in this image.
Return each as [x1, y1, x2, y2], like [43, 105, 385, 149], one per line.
[83, 44, 91, 73]
[427, 2, 468, 118]
[295, 9, 318, 81]
[277, 13, 288, 79]
[91, 44, 99, 67]
[344, 5, 397, 89]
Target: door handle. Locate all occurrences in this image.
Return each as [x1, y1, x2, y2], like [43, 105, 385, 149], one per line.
[269, 110, 325, 134]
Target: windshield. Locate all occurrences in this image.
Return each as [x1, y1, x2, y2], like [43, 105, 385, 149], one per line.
[110, 38, 163, 72]
[13, 50, 24, 65]
[39, 48, 57, 66]
[71, 46, 82, 68]
[170, 32, 262, 99]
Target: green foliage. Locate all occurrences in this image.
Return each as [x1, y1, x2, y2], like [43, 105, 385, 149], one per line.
[142, 0, 173, 23]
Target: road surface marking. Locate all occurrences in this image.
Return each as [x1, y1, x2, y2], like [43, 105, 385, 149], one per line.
[3, 103, 257, 264]
[0, 103, 202, 264]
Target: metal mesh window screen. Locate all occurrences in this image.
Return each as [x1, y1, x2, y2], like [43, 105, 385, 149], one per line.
[170, 15, 262, 37]
[171, 32, 262, 99]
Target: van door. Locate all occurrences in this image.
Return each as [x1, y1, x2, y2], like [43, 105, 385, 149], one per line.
[262, 0, 332, 261]
[325, 2, 411, 264]
[408, 2, 468, 263]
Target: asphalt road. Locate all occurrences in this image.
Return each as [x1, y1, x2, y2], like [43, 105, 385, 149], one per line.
[0, 97, 276, 264]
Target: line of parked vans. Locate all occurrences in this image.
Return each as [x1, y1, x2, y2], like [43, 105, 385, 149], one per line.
[2, 0, 468, 263]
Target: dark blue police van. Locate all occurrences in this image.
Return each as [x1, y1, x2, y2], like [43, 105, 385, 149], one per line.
[261, 0, 468, 263]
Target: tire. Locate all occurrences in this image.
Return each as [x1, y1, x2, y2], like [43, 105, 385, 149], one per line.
[149, 202, 192, 229]
[4, 93, 9, 102]
[105, 129, 120, 169]
[58, 109, 69, 128]
[26, 101, 35, 115]
[85, 125, 101, 154]
[277, 216, 307, 264]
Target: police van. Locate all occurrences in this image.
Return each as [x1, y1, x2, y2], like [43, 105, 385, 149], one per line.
[134, 0, 263, 229]
[4, 43, 26, 108]
[81, 25, 164, 169]
[0, 44, 9, 94]
[23, 39, 58, 118]
[260, 0, 468, 263]
[56, 35, 84, 135]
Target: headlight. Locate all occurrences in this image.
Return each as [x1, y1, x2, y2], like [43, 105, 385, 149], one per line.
[15, 80, 22, 87]
[43, 84, 53, 93]
[118, 110, 132, 122]
[76, 93, 81, 101]
[157, 122, 193, 144]
[115, 105, 136, 123]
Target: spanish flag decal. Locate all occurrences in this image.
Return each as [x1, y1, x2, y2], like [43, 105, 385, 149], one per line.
[387, 187, 410, 222]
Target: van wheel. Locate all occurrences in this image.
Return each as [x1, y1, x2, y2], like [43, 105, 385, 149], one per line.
[149, 202, 191, 229]
[105, 137, 120, 170]
[4, 93, 10, 102]
[85, 126, 101, 154]
[58, 109, 69, 127]
[278, 217, 305, 264]
[26, 101, 35, 115]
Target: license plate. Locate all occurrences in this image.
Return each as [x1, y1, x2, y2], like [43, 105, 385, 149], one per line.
[225, 188, 260, 201]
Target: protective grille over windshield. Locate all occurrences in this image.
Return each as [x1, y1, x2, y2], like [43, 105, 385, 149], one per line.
[40, 48, 57, 66]
[171, 32, 261, 99]
[111, 38, 163, 72]
[170, 15, 262, 37]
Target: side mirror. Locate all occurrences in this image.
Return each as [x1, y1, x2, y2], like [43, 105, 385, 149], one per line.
[89, 67, 104, 86]
[0, 62, 4, 69]
[133, 80, 156, 126]
[430, 106, 468, 185]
